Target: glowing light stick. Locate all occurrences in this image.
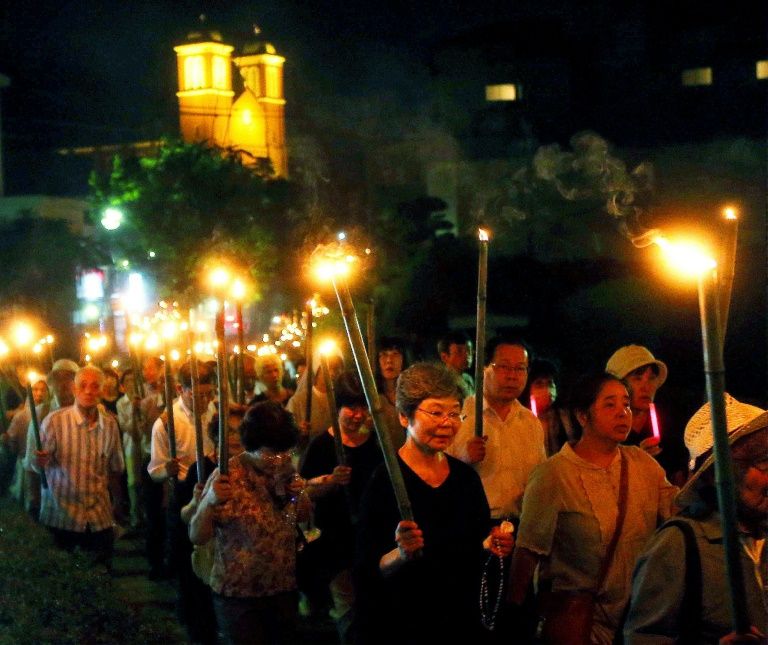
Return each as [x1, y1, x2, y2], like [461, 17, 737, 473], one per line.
[474, 228, 490, 437]
[649, 402, 661, 439]
[530, 395, 538, 418]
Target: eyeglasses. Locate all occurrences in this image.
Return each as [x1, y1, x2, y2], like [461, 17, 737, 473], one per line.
[416, 408, 466, 424]
[250, 449, 296, 467]
[491, 363, 528, 375]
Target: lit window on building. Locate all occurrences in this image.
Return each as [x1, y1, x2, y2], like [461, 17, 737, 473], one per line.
[485, 84, 521, 101]
[184, 56, 205, 89]
[212, 56, 228, 88]
[757, 60, 768, 80]
[681, 67, 712, 86]
[265, 66, 280, 97]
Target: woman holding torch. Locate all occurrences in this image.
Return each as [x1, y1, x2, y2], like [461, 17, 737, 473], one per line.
[189, 401, 311, 644]
[355, 362, 513, 644]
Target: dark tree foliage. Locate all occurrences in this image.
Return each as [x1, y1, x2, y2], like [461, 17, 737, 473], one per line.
[89, 139, 296, 301]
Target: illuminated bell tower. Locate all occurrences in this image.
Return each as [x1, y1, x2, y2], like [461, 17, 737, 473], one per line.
[232, 42, 288, 177]
[174, 27, 234, 146]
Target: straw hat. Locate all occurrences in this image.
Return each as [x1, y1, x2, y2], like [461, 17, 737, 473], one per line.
[605, 345, 668, 387]
[676, 393, 766, 507]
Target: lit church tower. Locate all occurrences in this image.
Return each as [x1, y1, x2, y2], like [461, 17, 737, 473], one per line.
[174, 24, 234, 147]
[231, 41, 288, 177]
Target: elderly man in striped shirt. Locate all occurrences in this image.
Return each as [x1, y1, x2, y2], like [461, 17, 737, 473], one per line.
[32, 365, 125, 568]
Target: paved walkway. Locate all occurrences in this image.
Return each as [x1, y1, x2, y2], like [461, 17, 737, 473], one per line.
[110, 528, 339, 644]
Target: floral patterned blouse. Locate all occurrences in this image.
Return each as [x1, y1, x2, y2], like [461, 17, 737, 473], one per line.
[205, 454, 299, 598]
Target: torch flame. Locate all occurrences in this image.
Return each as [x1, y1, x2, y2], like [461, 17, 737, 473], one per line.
[318, 339, 338, 356]
[723, 206, 738, 221]
[653, 235, 717, 278]
[478, 228, 490, 242]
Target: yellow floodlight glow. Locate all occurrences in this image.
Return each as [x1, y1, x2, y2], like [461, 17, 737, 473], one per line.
[654, 236, 717, 279]
[12, 322, 35, 348]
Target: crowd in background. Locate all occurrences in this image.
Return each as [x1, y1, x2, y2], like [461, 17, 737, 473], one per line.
[0, 330, 765, 645]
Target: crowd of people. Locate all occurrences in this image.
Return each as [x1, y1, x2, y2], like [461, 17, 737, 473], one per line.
[0, 331, 765, 645]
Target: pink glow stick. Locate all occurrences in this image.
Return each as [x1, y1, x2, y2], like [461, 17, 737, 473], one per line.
[649, 402, 661, 439]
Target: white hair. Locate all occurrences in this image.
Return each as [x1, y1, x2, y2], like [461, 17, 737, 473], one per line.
[75, 364, 105, 387]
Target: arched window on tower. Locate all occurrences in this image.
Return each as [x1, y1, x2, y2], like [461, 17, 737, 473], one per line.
[184, 56, 205, 89]
[212, 56, 228, 89]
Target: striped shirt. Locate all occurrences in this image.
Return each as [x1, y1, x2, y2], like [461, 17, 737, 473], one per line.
[33, 405, 125, 531]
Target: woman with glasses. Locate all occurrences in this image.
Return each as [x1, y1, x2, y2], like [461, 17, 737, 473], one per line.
[354, 362, 513, 644]
[189, 401, 311, 644]
[299, 370, 383, 642]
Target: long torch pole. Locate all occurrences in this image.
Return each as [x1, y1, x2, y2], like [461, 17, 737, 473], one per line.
[697, 269, 749, 634]
[474, 230, 489, 437]
[162, 340, 178, 489]
[188, 313, 206, 483]
[718, 210, 738, 344]
[320, 352, 356, 519]
[236, 301, 246, 405]
[332, 276, 414, 522]
[27, 379, 48, 490]
[304, 303, 314, 427]
[366, 298, 376, 365]
[215, 306, 230, 475]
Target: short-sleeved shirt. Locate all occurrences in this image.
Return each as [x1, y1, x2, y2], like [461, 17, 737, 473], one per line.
[206, 454, 299, 598]
[35, 405, 125, 532]
[517, 443, 677, 644]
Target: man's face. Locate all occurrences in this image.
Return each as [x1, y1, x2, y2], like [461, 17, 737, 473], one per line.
[120, 373, 135, 395]
[441, 343, 471, 373]
[485, 344, 528, 404]
[259, 360, 282, 388]
[75, 371, 102, 410]
[51, 371, 76, 407]
[31, 381, 49, 405]
[180, 383, 214, 412]
[143, 360, 162, 387]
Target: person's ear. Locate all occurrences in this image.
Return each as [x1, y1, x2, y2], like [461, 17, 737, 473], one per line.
[575, 409, 588, 429]
[398, 412, 409, 429]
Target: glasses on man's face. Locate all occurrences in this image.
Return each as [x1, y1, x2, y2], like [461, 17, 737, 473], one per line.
[416, 408, 466, 424]
[491, 363, 528, 375]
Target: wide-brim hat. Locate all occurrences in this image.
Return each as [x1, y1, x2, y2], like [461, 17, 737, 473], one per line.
[676, 394, 767, 507]
[605, 345, 668, 388]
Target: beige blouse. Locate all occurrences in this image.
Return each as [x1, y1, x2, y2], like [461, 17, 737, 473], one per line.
[517, 443, 678, 644]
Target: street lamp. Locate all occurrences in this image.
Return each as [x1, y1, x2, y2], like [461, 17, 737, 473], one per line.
[100, 206, 123, 231]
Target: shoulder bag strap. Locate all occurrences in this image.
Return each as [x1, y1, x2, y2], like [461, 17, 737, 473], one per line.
[661, 519, 702, 644]
[594, 450, 629, 592]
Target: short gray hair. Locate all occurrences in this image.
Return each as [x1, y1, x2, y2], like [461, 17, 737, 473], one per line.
[396, 362, 466, 419]
[75, 365, 105, 387]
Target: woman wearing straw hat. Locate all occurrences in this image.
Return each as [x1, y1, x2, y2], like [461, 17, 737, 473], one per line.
[624, 394, 768, 643]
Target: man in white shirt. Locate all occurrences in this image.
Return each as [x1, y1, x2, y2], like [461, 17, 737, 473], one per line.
[32, 365, 125, 568]
[148, 360, 215, 484]
[447, 336, 545, 641]
[448, 337, 546, 520]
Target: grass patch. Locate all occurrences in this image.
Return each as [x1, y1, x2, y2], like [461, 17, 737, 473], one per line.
[0, 497, 185, 644]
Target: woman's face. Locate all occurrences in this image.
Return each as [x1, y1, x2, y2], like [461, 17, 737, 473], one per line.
[529, 377, 556, 412]
[581, 380, 632, 445]
[338, 404, 369, 437]
[378, 349, 403, 380]
[248, 447, 296, 480]
[624, 365, 660, 412]
[402, 396, 462, 454]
